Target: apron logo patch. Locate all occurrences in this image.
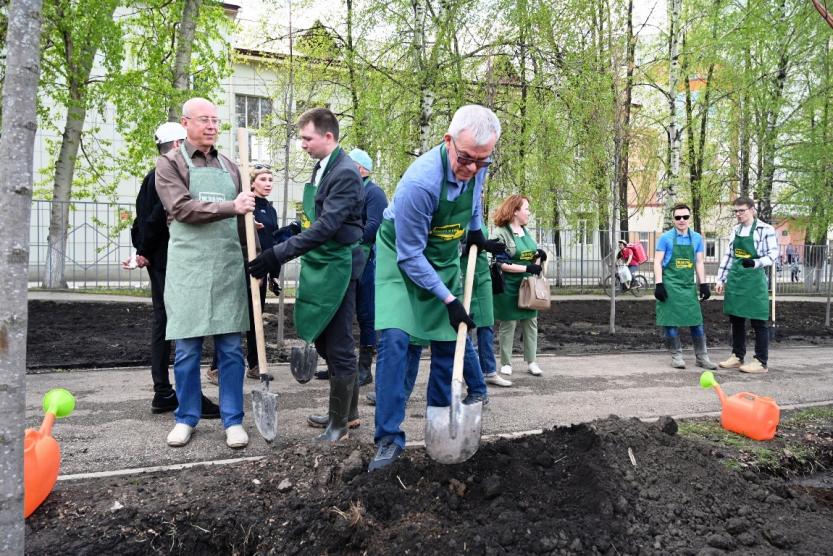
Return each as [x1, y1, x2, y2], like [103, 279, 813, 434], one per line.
[430, 223, 465, 241]
[734, 248, 753, 259]
[519, 251, 535, 261]
[675, 258, 693, 269]
[295, 201, 312, 229]
[198, 192, 226, 203]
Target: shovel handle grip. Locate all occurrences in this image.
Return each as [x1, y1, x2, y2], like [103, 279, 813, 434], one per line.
[237, 128, 269, 377]
[452, 247, 479, 384]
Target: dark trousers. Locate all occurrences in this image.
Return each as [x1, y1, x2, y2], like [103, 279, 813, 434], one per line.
[356, 252, 376, 347]
[314, 279, 358, 378]
[147, 263, 173, 394]
[729, 315, 769, 366]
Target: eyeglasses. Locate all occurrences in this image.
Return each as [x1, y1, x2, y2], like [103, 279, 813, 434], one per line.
[733, 208, 749, 214]
[673, 214, 690, 221]
[253, 163, 271, 170]
[184, 116, 221, 126]
[450, 137, 492, 169]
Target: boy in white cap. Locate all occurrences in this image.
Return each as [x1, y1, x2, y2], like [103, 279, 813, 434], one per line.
[126, 121, 220, 418]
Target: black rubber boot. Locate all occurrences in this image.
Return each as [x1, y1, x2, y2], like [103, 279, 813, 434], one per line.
[315, 374, 355, 442]
[308, 373, 360, 429]
[357, 345, 374, 386]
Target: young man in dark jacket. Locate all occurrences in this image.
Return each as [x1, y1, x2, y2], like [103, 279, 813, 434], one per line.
[248, 108, 365, 442]
[127, 122, 220, 418]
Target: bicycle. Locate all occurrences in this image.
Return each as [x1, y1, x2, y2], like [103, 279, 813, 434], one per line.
[602, 265, 649, 297]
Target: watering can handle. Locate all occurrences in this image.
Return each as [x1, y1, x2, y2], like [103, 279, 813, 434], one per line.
[451, 248, 478, 384]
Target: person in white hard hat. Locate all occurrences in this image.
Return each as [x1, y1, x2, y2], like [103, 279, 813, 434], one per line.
[125, 121, 221, 419]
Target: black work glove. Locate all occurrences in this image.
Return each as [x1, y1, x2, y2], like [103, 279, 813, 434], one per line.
[525, 264, 543, 276]
[699, 283, 711, 301]
[654, 282, 668, 302]
[741, 258, 756, 268]
[446, 299, 476, 331]
[247, 248, 280, 279]
[465, 229, 507, 256]
[535, 249, 548, 262]
[268, 275, 282, 296]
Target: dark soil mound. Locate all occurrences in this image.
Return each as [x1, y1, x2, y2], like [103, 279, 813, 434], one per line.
[25, 417, 833, 555]
[26, 299, 833, 370]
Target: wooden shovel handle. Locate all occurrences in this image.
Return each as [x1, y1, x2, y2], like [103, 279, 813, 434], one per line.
[237, 128, 268, 376]
[452, 247, 479, 384]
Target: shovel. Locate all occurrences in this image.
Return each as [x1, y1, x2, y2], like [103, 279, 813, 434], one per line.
[290, 343, 319, 383]
[239, 128, 279, 442]
[424, 247, 483, 464]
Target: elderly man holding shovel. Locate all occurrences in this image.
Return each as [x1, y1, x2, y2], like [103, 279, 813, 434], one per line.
[370, 105, 505, 471]
[247, 108, 365, 442]
[156, 97, 256, 450]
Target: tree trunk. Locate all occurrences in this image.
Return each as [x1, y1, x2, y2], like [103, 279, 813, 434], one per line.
[167, 0, 202, 121]
[758, 52, 788, 223]
[617, 0, 635, 235]
[42, 100, 87, 289]
[345, 0, 366, 148]
[664, 0, 682, 227]
[0, 0, 43, 550]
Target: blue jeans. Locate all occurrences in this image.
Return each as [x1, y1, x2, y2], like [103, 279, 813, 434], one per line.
[476, 326, 497, 376]
[174, 333, 244, 428]
[374, 328, 487, 449]
[664, 325, 704, 338]
[356, 253, 376, 347]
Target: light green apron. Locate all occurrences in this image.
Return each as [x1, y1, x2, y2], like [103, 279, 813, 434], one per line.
[375, 145, 475, 342]
[655, 231, 703, 327]
[294, 147, 356, 342]
[164, 145, 249, 340]
[461, 229, 494, 328]
[492, 227, 538, 321]
[724, 220, 769, 321]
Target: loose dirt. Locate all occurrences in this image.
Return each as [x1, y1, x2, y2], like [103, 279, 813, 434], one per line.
[25, 413, 833, 555]
[26, 299, 833, 370]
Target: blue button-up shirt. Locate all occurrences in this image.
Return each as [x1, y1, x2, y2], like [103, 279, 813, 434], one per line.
[384, 144, 486, 301]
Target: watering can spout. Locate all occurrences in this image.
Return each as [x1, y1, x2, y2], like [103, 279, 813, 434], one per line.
[699, 371, 728, 408]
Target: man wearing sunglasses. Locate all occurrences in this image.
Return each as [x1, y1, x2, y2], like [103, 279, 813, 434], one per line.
[654, 203, 717, 370]
[715, 197, 779, 373]
[369, 105, 506, 471]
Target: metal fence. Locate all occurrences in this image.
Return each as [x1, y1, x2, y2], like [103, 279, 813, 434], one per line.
[27, 200, 833, 297]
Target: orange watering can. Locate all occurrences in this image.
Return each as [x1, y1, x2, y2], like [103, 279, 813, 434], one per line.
[24, 388, 75, 518]
[699, 371, 779, 441]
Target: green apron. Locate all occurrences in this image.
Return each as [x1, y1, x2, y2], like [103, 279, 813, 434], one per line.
[164, 145, 249, 340]
[492, 227, 538, 321]
[294, 147, 356, 343]
[655, 231, 703, 327]
[723, 220, 770, 321]
[375, 145, 475, 342]
[461, 230, 494, 328]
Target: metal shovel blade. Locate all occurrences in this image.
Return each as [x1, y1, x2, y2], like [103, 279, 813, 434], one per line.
[424, 381, 482, 464]
[251, 377, 279, 442]
[290, 344, 318, 384]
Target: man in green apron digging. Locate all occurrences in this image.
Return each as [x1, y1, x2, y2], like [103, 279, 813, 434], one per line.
[247, 108, 365, 442]
[653, 203, 717, 369]
[155, 98, 256, 449]
[370, 105, 505, 471]
[715, 197, 779, 373]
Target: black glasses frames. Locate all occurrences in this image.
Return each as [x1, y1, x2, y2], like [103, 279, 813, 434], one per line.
[450, 137, 492, 169]
[253, 163, 272, 170]
[673, 214, 690, 221]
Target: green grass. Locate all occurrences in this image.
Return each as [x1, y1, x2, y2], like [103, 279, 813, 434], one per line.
[29, 287, 152, 297]
[783, 405, 833, 427]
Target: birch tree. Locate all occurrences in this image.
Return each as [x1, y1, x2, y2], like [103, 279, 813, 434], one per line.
[0, 0, 43, 549]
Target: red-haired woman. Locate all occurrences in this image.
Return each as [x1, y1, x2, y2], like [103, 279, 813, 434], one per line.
[490, 195, 547, 377]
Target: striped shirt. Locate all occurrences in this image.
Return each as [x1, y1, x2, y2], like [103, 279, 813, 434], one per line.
[716, 219, 779, 283]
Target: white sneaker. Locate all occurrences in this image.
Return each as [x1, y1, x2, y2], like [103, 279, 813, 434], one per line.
[485, 373, 513, 387]
[166, 423, 194, 447]
[225, 425, 249, 449]
[500, 365, 513, 376]
[527, 362, 543, 376]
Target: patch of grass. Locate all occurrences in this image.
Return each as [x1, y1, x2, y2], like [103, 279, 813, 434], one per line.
[784, 406, 833, 427]
[29, 287, 152, 298]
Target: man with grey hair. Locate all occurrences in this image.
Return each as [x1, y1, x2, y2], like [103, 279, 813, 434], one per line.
[370, 104, 506, 471]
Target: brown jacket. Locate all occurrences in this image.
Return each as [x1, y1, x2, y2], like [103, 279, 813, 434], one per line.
[155, 140, 256, 253]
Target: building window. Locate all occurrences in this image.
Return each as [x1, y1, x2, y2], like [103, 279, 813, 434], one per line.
[705, 232, 716, 259]
[235, 95, 273, 129]
[638, 232, 650, 256]
[782, 230, 789, 237]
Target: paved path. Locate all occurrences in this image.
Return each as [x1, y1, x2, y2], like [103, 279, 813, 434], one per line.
[27, 346, 833, 476]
